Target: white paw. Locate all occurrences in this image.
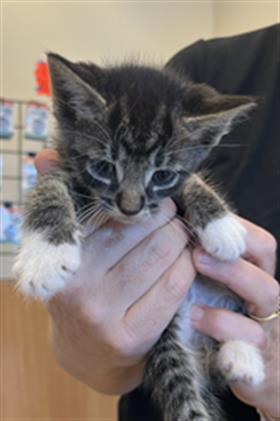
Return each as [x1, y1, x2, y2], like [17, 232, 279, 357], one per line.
[13, 231, 81, 301]
[199, 214, 247, 261]
[217, 340, 265, 386]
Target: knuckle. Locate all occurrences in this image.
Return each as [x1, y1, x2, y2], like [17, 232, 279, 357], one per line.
[83, 302, 107, 327]
[143, 222, 187, 270]
[267, 279, 280, 308]
[254, 325, 266, 348]
[95, 326, 136, 359]
[107, 337, 129, 358]
[169, 219, 189, 245]
[222, 261, 241, 287]
[142, 237, 172, 270]
[261, 232, 278, 256]
[164, 274, 190, 302]
[150, 241, 172, 261]
[113, 327, 138, 358]
[204, 309, 234, 341]
[208, 311, 225, 335]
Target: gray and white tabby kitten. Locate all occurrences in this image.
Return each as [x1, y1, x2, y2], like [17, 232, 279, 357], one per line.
[14, 54, 264, 421]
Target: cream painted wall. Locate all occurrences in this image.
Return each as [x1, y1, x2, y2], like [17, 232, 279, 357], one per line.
[2, 1, 214, 100]
[2, 1, 279, 104]
[213, 0, 279, 37]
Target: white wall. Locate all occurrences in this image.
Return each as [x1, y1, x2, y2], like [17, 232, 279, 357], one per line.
[213, 0, 279, 37]
[2, 1, 214, 100]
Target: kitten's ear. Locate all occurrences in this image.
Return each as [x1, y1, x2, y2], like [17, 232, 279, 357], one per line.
[47, 53, 106, 119]
[182, 84, 258, 148]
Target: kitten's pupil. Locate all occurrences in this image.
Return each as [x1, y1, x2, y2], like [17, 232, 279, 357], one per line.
[92, 160, 114, 178]
[152, 170, 176, 186]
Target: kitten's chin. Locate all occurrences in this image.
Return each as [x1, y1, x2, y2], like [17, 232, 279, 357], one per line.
[109, 209, 152, 224]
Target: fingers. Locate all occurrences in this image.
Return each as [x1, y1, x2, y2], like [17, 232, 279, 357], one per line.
[193, 249, 280, 319]
[35, 149, 59, 174]
[83, 199, 178, 272]
[123, 250, 195, 349]
[239, 217, 277, 276]
[106, 219, 189, 310]
[191, 306, 266, 347]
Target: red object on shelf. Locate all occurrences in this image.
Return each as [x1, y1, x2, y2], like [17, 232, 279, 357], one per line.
[34, 61, 51, 97]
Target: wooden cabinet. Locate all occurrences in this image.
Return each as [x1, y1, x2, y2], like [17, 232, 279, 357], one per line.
[0, 282, 118, 420]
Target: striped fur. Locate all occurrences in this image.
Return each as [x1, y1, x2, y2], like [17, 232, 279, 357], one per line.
[15, 54, 260, 421]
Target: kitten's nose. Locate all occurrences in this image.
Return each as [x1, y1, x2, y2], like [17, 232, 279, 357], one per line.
[116, 191, 145, 216]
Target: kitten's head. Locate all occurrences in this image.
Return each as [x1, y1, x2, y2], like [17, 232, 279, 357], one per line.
[48, 53, 256, 223]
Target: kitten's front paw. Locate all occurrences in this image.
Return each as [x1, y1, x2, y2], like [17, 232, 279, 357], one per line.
[199, 214, 247, 261]
[14, 231, 81, 301]
[217, 340, 265, 386]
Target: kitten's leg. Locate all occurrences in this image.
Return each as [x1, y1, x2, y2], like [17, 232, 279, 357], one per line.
[176, 173, 247, 261]
[14, 174, 81, 300]
[217, 340, 265, 386]
[143, 318, 223, 421]
[175, 175, 265, 390]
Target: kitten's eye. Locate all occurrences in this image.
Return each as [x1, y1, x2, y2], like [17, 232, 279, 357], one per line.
[151, 170, 177, 186]
[93, 160, 114, 177]
[88, 160, 115, 183]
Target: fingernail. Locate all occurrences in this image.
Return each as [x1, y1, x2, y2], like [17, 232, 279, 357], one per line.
[197, 252, 214, 266]
[191, 305, 204, 321]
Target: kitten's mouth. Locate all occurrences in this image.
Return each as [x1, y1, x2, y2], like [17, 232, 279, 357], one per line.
[107, 208, 151, 224]
[99, 197, 159, 225]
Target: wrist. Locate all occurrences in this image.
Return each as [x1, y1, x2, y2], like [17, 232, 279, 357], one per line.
[93, 364, 144, 395]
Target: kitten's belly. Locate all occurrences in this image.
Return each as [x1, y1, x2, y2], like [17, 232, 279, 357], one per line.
[177, 276, 243, 348]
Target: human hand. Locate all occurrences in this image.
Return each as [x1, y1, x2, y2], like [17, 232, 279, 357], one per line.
[192, 218, 280, 419]
[35, 149, 195, 395]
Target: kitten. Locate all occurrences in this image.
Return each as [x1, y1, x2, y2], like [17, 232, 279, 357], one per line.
[14, 53, 264, 421]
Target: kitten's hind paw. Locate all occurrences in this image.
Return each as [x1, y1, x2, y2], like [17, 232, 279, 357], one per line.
[217, 340, 265, 386]
[14, 231, 81, 301]
[199, 214, 247, 261]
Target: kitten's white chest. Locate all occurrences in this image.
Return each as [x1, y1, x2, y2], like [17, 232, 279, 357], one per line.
[177, 276, 242, 347]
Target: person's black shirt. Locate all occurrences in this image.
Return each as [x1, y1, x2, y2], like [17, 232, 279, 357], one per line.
[119, 24, 280, 421]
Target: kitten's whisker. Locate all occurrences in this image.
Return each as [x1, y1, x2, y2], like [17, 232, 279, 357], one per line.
[91, 209, 109, 229]
[78, 202, 100, 219]
[150, 209, 187, 243]
[77, 203, 102, 223]
[157, 209, 197, 244]
[77, 204, 99, 220]
[87, 206, 110, 230]
[76, 198, 100, 213]
[71, 190, 96, 201]
[87, 208, 103, 227]
[175, 214, 197, 237]
[79, 208, 103, 226]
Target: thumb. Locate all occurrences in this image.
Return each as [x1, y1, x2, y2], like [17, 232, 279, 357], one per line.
[35, 149, 59, 174]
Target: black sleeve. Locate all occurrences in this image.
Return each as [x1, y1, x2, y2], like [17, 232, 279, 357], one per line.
[119, 24, 280, 421]
[167, 25, 280, 282]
